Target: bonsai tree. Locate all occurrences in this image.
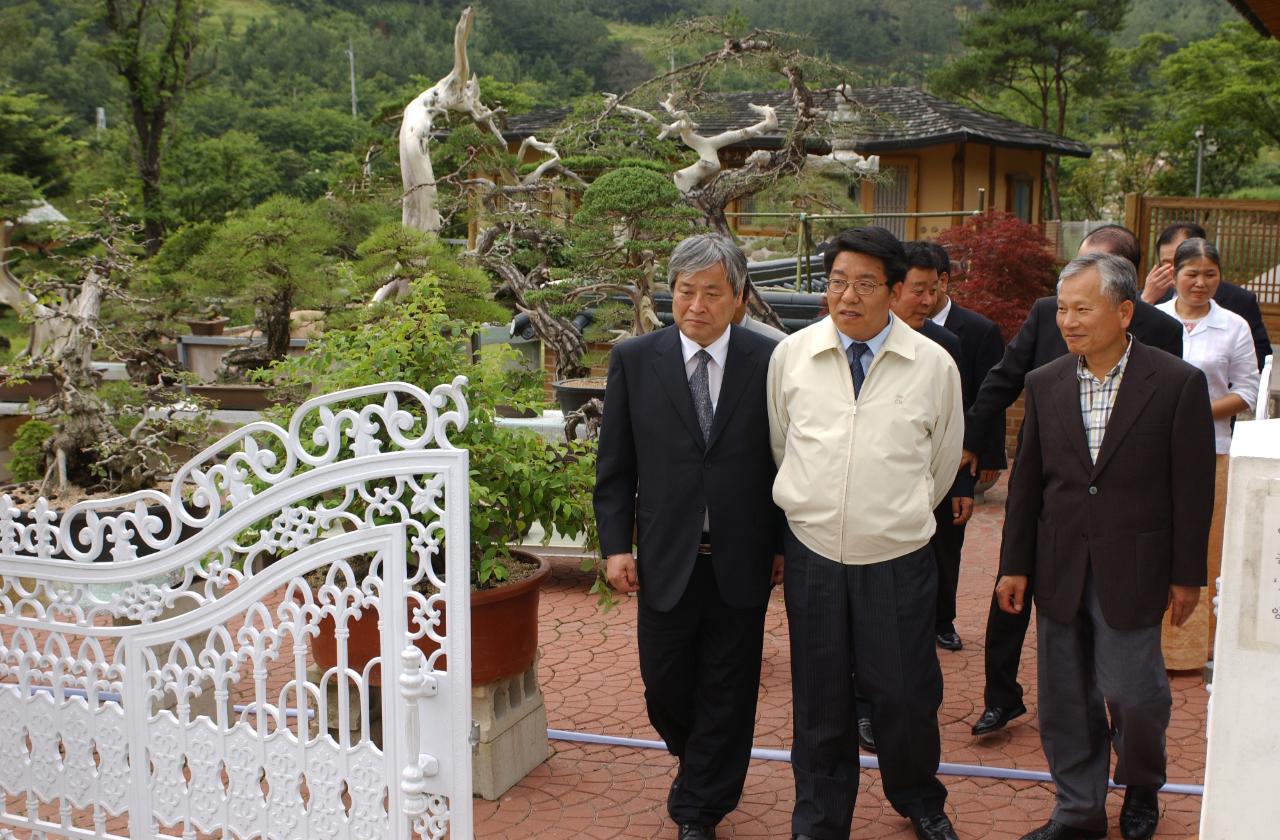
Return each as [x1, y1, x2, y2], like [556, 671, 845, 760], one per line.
[454, 19, 877, 382]
[0, 194, 210, 497]
[186, 195, 341, 376]
[937, 211, 1060, 340]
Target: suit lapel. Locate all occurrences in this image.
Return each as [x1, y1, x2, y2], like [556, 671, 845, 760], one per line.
[1090, 343, 1157, 480]
[653, 327, 705, 448]
[1046, 361, 1094, 474]
[706, 327, 756, 451]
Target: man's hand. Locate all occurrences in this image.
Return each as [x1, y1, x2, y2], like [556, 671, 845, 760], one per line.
[606, 552, 639, 594]
[951, 496, 974, 527]
[771, 553, 785, 587]
[995, 575, 1028, 614]
[959, 449, 979, 477]
[978, 468, 1002, 486]
[1142, 262, 1175, 304]
[1168, 584, 1201, 628]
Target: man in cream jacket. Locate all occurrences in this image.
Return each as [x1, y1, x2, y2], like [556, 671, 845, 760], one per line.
[767, 227, 963, 840]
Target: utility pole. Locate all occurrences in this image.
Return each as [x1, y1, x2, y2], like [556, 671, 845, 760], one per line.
[346, 40, 358, 118]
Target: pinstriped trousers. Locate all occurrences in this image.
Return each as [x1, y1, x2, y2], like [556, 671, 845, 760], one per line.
[784, 528, 948, 839]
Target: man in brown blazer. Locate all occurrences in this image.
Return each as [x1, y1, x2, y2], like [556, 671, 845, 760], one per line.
[996, 252, 1215, 840]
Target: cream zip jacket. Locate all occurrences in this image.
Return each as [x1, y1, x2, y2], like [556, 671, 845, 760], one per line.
[767, 315, 964, 565]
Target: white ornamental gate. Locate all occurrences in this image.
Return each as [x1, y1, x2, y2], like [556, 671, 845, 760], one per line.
[0, 379, 473, 840]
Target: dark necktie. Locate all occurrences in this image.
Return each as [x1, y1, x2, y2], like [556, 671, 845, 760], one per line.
[846, 341, 869, 397]
[691, 349, 714, 441]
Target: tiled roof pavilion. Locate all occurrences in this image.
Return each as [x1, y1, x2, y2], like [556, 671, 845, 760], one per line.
[502, 86, 1091, 159]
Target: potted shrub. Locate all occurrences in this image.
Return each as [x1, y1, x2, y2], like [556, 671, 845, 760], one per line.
[263, 238, 598, 686]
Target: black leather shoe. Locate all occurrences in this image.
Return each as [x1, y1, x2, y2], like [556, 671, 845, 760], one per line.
[1120, 785, 1159, 839]
[856, 717, 876, 753]
[936, 626, 963, 651]
[911, 812, 959, 840]
[1018, 819, 1108, 840]
[971, 702, 1028, 735]
[677, 824, 715, 840]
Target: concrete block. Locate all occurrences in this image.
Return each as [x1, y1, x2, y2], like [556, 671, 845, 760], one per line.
[471, 661, 551, 800]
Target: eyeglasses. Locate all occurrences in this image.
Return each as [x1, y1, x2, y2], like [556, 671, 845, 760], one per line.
[826, 278, 884, 296]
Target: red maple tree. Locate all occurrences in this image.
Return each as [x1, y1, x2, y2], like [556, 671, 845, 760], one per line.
[937, 212, 1060, 341]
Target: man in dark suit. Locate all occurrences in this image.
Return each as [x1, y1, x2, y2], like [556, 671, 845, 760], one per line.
[1140, 220, 1271, 370]
[997, 251, 1215, 840]
[927, 241, 1007, 649]
[594, 233, 782, 840]
[967, 224, 1185, 737]
[899, 242, 976, 651]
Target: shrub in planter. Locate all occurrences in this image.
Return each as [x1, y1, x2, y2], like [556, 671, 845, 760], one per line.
[263, 258, 599, 591]
[937, 211, 1060, 341]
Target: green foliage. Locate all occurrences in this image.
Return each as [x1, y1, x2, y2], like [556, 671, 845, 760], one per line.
[1153, 22, 1280, 196]
[0, 173, 41, 222]
[347, 223, 508, 325]
[162, 130, 282, 224]
[8, 419, 55, 484]
[186, 195, 341, 356]
[263, 261, 596, 589]
[0, 89, 80, 197]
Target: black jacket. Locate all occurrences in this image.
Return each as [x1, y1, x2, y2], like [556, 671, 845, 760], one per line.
[942, 302, 1008, 470]
[1000, 341, 1215, 630]
[594, 324, 781, 612]
[964, 296, 1184, 454]
[920, 319, 974, 499]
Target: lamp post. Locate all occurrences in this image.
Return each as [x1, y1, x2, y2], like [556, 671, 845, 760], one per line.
[1194, 125, 1205, 198]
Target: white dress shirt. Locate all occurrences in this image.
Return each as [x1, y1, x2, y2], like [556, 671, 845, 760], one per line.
[678, 325, 730, 412]
[930, 296, 953, 327]
[1157, 298, 1260, 454]
[836, 313, 894, 382]
[679, 325, 731, 532]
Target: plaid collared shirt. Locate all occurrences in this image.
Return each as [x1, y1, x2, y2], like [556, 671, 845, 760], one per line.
[1077, 337, 1134, 464]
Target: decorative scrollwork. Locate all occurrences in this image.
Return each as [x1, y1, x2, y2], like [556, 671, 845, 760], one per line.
[0, 378, 473, 840]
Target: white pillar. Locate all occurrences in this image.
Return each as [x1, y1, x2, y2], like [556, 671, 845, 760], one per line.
[1200, 417, 1280, 838]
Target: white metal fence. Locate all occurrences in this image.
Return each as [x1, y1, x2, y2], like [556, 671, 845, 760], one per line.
[0, 379, 474, 839]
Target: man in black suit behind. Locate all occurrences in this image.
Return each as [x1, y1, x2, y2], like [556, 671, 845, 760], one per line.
[594, 233, 782, 840]
[965, 224, 1185, 737]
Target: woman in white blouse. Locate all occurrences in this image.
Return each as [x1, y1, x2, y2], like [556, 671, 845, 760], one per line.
[1156, 237, 1260, 449]
[1155, 236, 1259, 668]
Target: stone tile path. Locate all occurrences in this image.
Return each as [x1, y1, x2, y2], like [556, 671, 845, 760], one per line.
[482, 475, 1209, 839]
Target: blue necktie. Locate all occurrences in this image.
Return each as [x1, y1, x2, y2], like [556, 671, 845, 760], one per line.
[846, 341, 869, 397]
[691, 349, 714, 441]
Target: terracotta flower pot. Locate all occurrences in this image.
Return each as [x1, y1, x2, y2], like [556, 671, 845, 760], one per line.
[309, 549, 551, 686]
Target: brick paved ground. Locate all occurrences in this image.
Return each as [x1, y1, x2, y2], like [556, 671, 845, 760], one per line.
[481, 475, 1209, 839]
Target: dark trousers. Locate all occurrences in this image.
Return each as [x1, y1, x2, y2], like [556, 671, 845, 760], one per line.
[1037, 572, 1170, 832]
[982, 573, 1035, 708]
[784, 530, 947, 839]
[931, 505, 966, 631]
[636, 553, 767, 827]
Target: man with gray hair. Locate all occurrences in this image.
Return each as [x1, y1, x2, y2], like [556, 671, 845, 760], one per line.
[995, 252, 1215, 840]
[595, 232, 783, 840]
